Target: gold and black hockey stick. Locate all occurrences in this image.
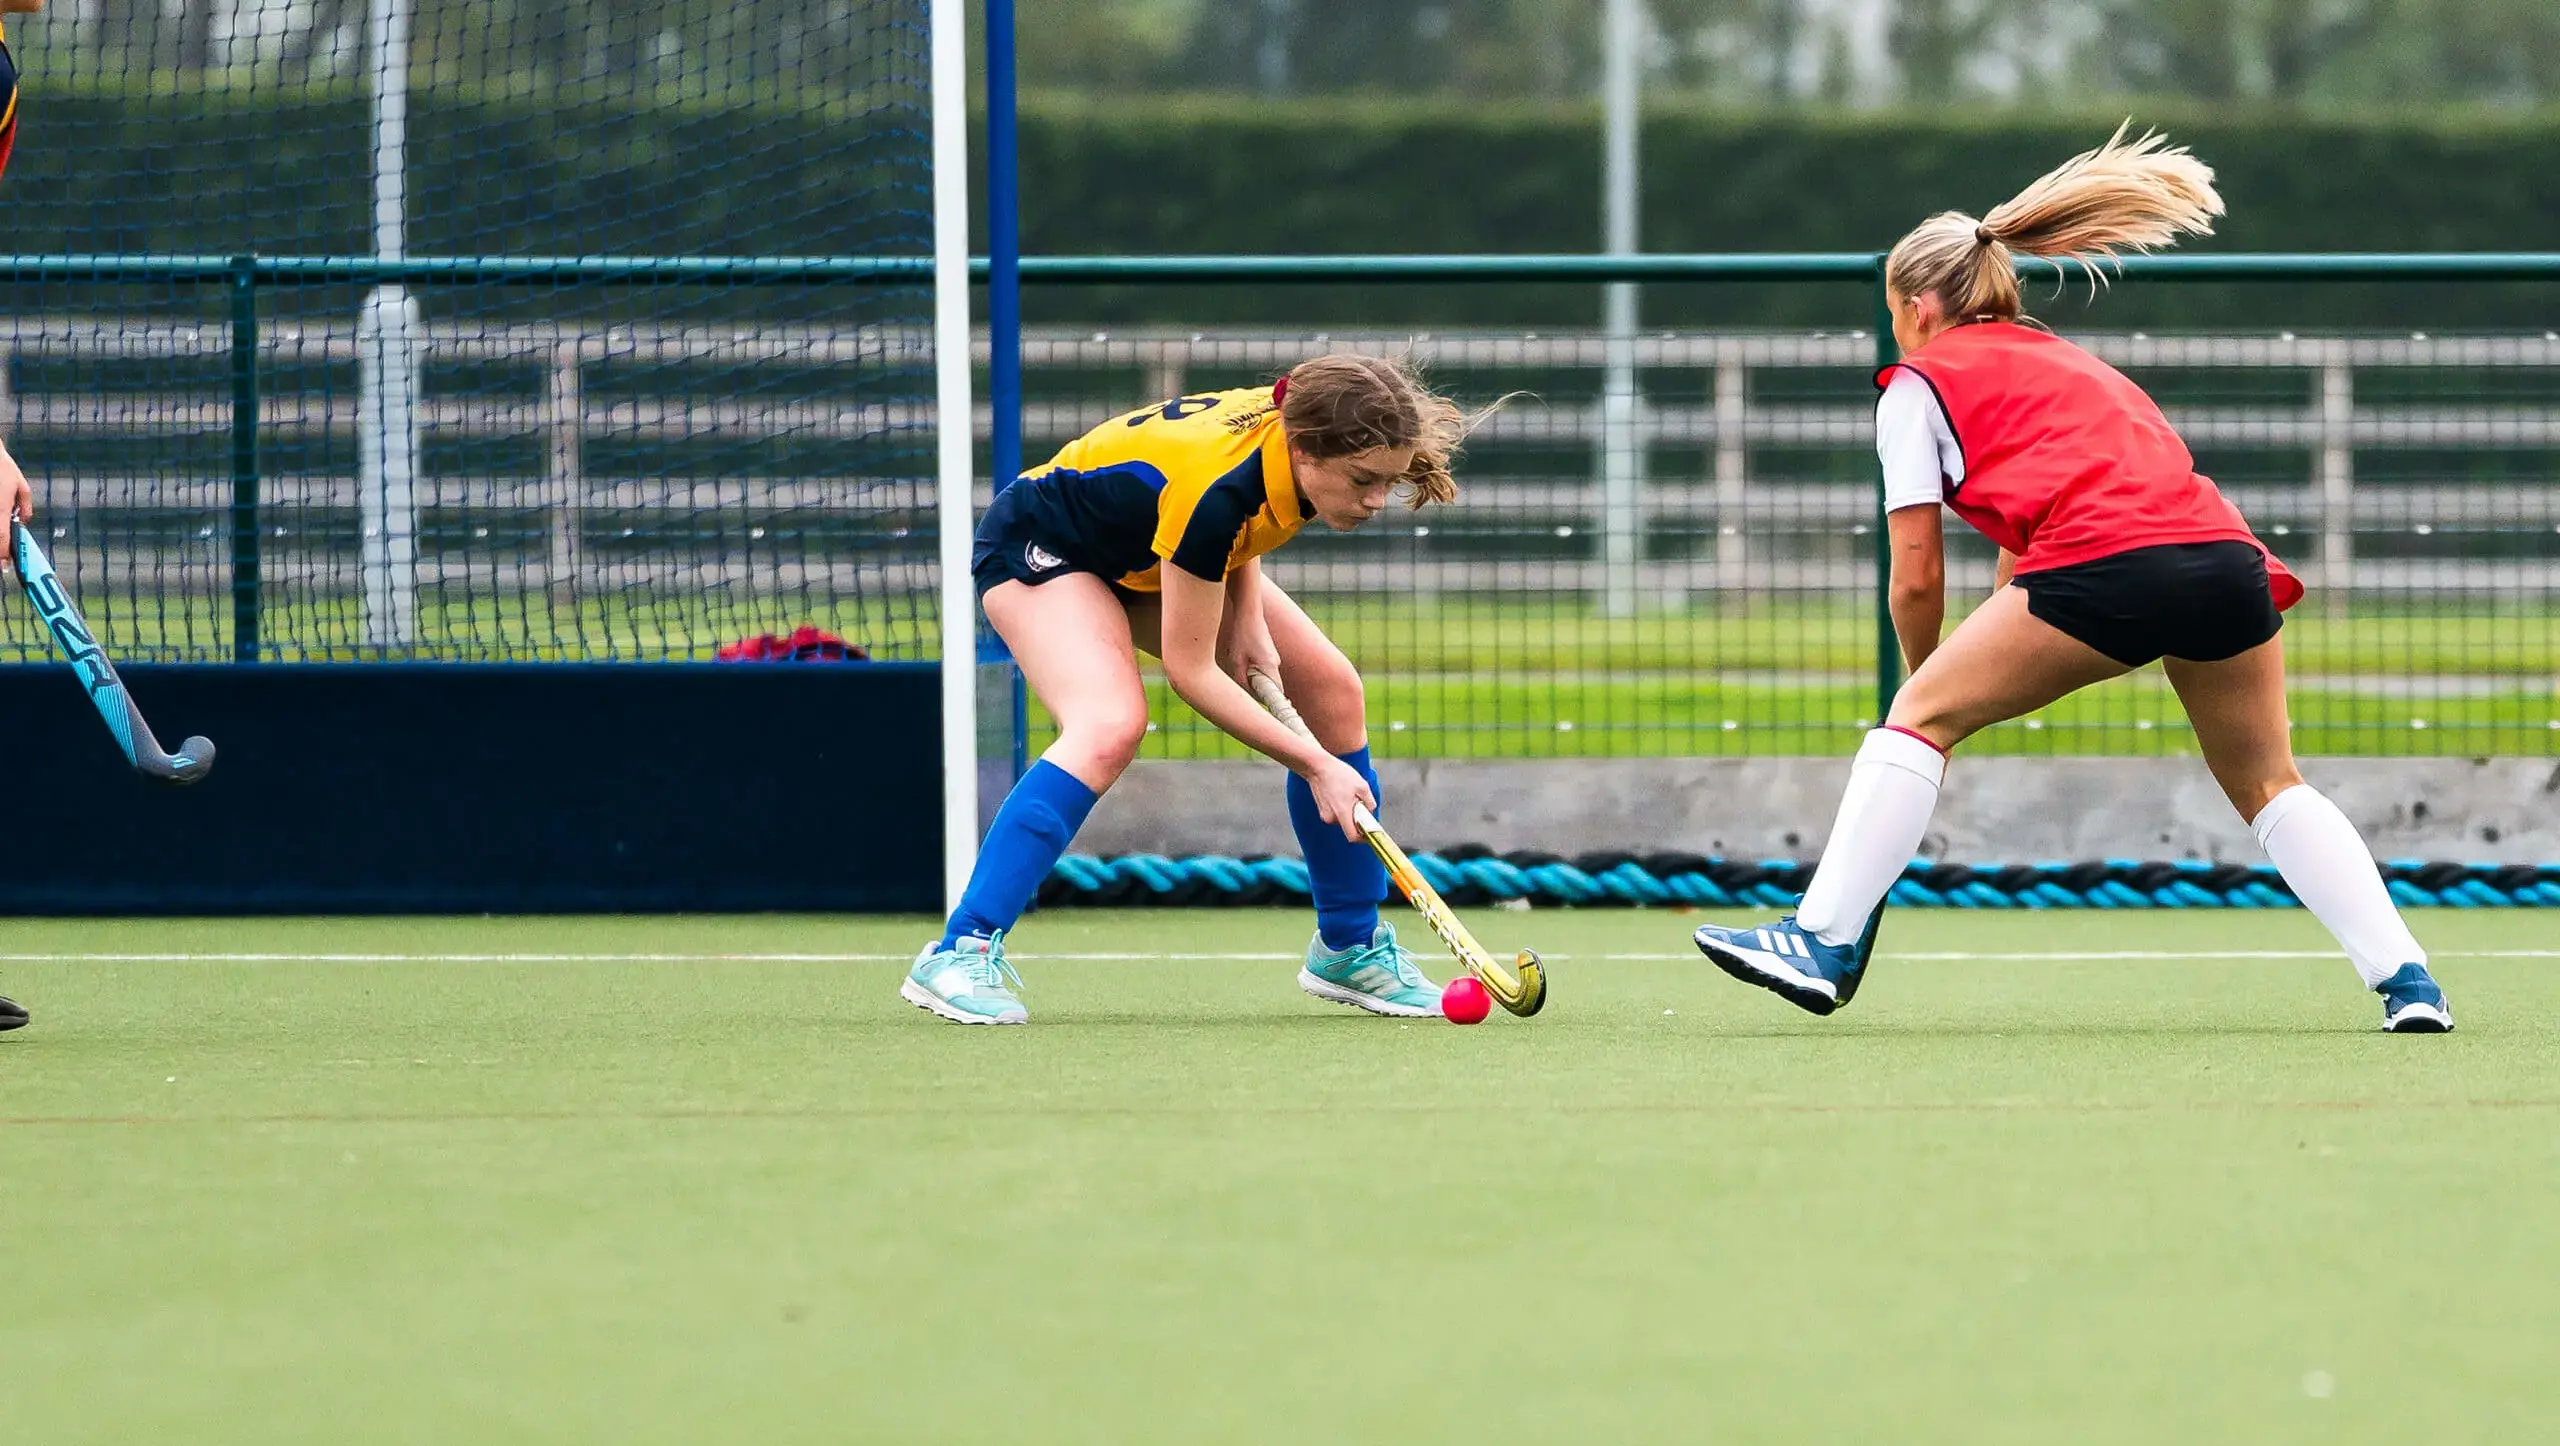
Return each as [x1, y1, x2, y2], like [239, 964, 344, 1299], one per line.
[1248, 670, 1545, 1017]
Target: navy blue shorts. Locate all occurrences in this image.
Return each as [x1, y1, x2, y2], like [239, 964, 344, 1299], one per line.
[974, 481, 1083, 597]
[970, 481, 1151, 603]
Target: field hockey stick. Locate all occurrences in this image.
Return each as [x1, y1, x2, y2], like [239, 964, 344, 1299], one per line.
[1247, 669, 1545, 1017]
[10, 522, 215, 785]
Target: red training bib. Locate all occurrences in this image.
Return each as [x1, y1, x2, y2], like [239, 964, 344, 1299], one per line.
[1879, 323, 2301, 609]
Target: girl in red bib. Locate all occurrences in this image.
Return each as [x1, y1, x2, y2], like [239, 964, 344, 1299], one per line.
[1693, 127, 2451, 1033]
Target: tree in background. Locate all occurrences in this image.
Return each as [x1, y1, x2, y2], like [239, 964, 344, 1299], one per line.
[1018, 0, 1200, 92]
[1026, 0, 2560, 107]
[2288, 0, 2560, 106]
[28, 1, 2560, 109]
[1169, 0, 1598, 100]
[2091, 0, 2376, 102]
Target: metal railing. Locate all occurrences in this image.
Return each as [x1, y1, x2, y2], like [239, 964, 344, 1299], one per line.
[21, 320, 2550, 599]
[3, 252, 2555, 755]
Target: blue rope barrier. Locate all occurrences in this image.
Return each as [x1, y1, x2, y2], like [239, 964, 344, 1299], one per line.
[1037, 850, 2560, 910]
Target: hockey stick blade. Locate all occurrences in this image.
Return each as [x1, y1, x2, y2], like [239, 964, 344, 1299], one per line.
[11, 523, 216, 785]
[1359, 810, 1547, 1016]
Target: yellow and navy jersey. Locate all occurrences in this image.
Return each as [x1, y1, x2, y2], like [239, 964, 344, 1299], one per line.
[0, 20, 22, 183]
[1012, 386, 1307, 593]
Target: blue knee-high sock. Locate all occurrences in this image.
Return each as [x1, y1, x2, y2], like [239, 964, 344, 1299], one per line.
[1287, 745, 1387, 951]
[942, 759, 1099, 948]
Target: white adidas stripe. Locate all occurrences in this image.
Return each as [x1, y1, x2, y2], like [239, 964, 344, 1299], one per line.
[1347, 964, 1403, 994]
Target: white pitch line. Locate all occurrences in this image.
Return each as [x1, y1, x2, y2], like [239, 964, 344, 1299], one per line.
[1, 949, 2556, 964]
[0, 952, 911, 963]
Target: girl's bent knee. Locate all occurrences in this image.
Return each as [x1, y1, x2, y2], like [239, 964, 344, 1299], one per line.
[1295, 652, 1362, 708]
[1292, 659, 1366, 750]
[1054, 714, 1148, 786]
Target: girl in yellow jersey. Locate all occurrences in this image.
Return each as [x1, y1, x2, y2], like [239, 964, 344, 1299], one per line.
[902, 355, 1482, 1025]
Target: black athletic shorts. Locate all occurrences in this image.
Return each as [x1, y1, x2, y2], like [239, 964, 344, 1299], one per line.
[2013, 541, 2283, 667]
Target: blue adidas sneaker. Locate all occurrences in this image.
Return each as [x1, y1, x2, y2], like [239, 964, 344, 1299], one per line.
[2376, 963, 2453, 1034]
[900, 932, 1029, 1025]
[1692, 913, 1878, 1017]
[1299, 922, 1444, 1018]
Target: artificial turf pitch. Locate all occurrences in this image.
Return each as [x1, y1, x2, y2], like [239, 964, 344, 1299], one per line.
[4, 909, 2553, 1444]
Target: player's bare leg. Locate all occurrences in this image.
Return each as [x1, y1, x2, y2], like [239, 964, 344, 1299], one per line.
[2167, 637, 2450, 1031]
[904, 576, 1149, 1026]
[1698, 587, 2125, 1013]
[1885, 585, 2130, 751]
[990, 576, 1150, 793]
[1255, 582, 1365, 755]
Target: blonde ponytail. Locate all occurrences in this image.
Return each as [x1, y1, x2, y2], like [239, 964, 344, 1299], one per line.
[1885, 123, 2225, 324]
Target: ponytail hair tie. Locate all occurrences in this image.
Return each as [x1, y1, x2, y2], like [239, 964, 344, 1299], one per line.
[1975, 224, 1996, 245]
[1271, 375, 1290, 406]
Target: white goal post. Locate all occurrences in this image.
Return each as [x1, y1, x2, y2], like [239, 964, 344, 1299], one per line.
[930, 0, 979, 920]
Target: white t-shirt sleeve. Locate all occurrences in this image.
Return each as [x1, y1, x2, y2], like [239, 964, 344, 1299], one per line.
[1874, 369, 1963, 514]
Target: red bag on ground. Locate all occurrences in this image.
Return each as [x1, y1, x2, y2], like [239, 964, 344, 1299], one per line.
[716, 627, 868, 663]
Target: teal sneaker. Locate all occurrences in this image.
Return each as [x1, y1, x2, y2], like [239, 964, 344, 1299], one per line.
[900, 932, 1028, 1025]
[1299, 922, 1443, 1018]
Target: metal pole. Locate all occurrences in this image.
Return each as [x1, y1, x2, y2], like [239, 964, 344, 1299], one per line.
[229, 255, 261, 664]
[988, 0, 1028, 783]
[545, 342, 582, 606]
[1257, 0, 1296, 94]
[1599, 0, 1642, 619]
[929, 0, 980, 918]
[1871, 259, 1900, 721]
[989, 3, 1022, 498]
[2318, 349, 2354, 623]
[1712, 341, 1746, 581]
[360, 0, 422, 651]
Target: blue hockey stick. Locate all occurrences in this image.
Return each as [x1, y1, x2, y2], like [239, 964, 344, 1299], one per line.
[11, 522, 214, 785]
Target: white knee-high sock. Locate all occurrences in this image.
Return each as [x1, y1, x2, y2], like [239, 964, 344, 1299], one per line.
[1797, 727, 1948, 946]
[2252, 784, 2426, 989]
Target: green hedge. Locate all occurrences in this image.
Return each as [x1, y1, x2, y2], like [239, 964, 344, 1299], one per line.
[9, 82, 2560, 326]
[1013, 95, 2560, 254]
[1009, 96, 2560, 326]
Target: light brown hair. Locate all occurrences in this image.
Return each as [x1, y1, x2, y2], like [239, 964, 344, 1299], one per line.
[1885, 123, 2225, 324]
[1276, 353, 1494, 508]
